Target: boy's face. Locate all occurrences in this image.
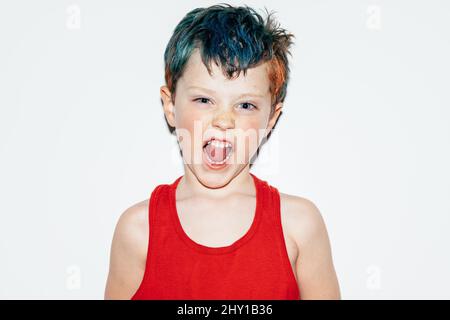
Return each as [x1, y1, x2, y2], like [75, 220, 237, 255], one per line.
[161, 48, 282, 187]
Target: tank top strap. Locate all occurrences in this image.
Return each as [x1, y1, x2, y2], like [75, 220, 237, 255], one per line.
[249, 173, 278, 224]
[149, 177, 182, 236]
[253, 175, 285, 241]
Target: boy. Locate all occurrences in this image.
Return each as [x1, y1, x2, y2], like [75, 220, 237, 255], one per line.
[105, 3, 340, 300]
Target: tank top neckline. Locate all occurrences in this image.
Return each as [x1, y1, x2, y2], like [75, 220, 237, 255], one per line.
[168, 173, 263, 255]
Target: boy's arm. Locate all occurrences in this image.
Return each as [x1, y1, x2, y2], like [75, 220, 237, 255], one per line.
[290, 198, 341, 299]
[104, 203, 148, 300]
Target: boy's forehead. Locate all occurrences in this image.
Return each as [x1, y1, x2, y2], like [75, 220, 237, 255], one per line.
[178, 49, 270, 95]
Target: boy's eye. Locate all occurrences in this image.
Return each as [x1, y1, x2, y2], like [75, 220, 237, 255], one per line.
[237, 102, 257, 111]
[194, 97, 211, 104]
[193, 98, 257, 111]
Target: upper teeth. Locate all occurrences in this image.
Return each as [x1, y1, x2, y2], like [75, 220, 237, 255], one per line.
[207, 140, 232, 148]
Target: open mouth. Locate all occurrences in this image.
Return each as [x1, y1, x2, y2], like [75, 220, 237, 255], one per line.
[202, 138, 233, 167]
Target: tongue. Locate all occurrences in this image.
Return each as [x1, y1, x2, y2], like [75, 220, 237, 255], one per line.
[204, 143, 228, 162]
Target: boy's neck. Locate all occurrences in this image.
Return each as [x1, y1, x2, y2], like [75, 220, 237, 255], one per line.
[177, 166, 255, 201]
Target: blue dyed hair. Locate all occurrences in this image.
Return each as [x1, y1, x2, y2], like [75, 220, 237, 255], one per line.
[163, 3, 295, 117]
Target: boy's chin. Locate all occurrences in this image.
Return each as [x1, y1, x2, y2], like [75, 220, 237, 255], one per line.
[185, 163, 248, 188]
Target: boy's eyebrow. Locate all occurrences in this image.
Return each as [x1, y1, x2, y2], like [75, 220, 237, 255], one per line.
[186, 86, 266, 99]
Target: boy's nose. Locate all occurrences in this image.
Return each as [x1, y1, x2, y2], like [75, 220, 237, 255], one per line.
[211, 110, 235, 130]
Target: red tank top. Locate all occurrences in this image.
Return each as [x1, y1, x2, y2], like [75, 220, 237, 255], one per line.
[131, 173, 300, 300]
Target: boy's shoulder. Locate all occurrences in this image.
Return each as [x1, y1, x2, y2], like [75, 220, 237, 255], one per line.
[278, 192, 327, 249]
[118, 181, 171, 229]
[113, 199, 150, 256]
[117, 198, 150, 235]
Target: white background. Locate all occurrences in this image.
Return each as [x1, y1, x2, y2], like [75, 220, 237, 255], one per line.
[1, 0, 449, 299]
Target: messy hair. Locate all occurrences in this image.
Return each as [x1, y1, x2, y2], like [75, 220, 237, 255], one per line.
[163, 3, 295, 117]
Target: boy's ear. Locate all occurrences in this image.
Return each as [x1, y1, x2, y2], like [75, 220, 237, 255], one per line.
[265, 102, 283, 138]
[160, 85, 176, 128]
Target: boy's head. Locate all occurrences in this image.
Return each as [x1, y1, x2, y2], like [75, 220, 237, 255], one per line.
[160, 3, 295, 186]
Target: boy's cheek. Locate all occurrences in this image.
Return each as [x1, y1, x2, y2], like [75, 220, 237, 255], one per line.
[175, 108, 206, 127]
